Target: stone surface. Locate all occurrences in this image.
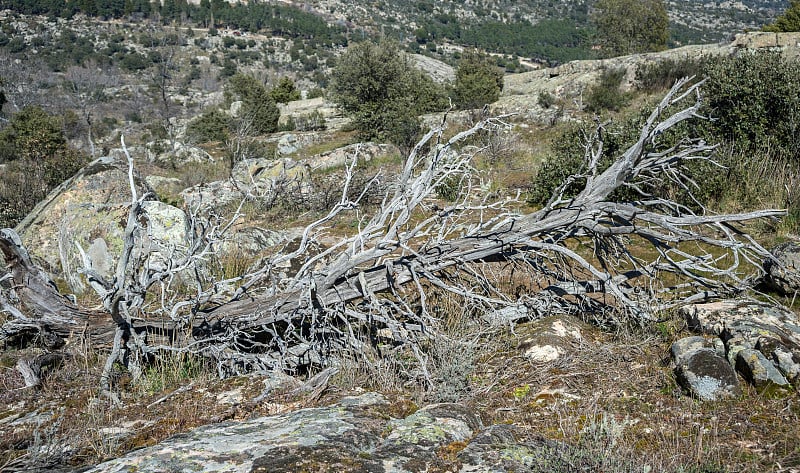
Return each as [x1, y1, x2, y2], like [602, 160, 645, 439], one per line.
[680, 299, 800, 393]
[148, 140, 214, 167]
[756, 337, 800, 384]
[516, 315, 586, 363]
[735, 348, 791, 394]
[13, 156, 194, 293]
[672, 342, 741, 401]
[86, 392, 617, 473]
[182, 158, 311, 211]
[762, 241, 800, 296]
[305, 142, 397, 172]
[497, 32, 800, 123]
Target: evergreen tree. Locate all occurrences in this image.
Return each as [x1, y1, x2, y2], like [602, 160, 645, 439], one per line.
[227, 73, 280, 135]
[270, 76, 301, 104]
[330, 40, 447, 148]
[763, 0, 800, 32]
[452, 52, 504, 110]
[591, 0, 668, 57]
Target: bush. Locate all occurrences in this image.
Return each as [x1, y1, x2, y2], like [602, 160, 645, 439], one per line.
[270, 76, 301, 104]
[537, 90, 556, 109]
[0, 107, 88, 226]
[452, 51, 504, 110]
[226, 73, 280, 135]
[699, 51, 800, 159]
[330, 40, 447, 149]
[528, 112, 656, 206]
[186, 109, 230, 143]
[634, 57, 704, 92]
[585, 68, 629, 113]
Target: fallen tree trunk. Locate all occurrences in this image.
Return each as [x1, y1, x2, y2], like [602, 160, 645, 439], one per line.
[0, 79, 787, 379]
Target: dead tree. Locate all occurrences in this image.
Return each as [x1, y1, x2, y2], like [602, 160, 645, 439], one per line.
[0, 79, 786, 384]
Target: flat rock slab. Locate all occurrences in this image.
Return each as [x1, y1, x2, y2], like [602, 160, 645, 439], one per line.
[88, 392, 578, 473]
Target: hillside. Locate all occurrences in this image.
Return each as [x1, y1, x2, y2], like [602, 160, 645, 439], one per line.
[1, 1, 800, 471]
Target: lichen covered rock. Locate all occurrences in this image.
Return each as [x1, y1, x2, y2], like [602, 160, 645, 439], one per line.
[762, 241, 800, 296]
[671, 338, 741, 401]
[735, 348, 791, 394]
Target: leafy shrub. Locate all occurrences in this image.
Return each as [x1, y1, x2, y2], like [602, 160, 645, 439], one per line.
[0, 107, 88, 226]
[699, 51, 800, 159]
[634, 57, 704, 92]
[330, 40, 447, 149]
[226, 73, 280, 135]
[119, 52, 151, 71]
[294, 111, 327, 132]
[306, 87, 325, 99]
[270, 76, 301, 104]
[186, 109, 230, 143]
[585, 67, 629, 113]
[537, 90, 556, 109]
[452, 51, 504, 110]
[528, 112, 656, 206]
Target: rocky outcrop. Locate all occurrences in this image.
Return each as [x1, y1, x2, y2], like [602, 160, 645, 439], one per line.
[14, 156, 192, 294]
[514, 314, 587, 363]
[86, 392, 570, 473]
[677, 300, 800, 396]
[671, 336, 740, 401]
[181, 157, 311, 211]
[305, 142, 398, 171]
[497, 32, 800, 123]
[761, 241, 800, 296]
[147, 140, 214, 168]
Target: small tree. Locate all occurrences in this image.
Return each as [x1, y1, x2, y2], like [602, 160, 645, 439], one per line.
[763, 0, 800, 32]
[591, 0, 668, 57]
[186, 109, 230, 143]
[330, 40, 447, 149]
[226, 73, 280, 135]
[270, 76, 302, 104]
[452, 52, 504, 111]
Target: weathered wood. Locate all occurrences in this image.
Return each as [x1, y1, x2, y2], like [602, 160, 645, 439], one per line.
[0, 79, 788, 380]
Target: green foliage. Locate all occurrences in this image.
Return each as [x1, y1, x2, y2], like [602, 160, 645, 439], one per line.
[226, 73, 280, 135]
[270, 76, 301, 104]
[528, 114, 647, 206]
[763, 0, 800, 32]
[330, 40, 447, 148]
[699, 51, 800, 159]
[592, 0, 668, 57]
[119, 52, 151, 71]
[452, 52, 504, 110]
[585, 68, 629, 113]
[425, 18, 592, 65]
[186, 109, 230, 143]
[537, 90, 556, 109]
[306, 87, 325, 99]
[0, 106, 65, 163]
[634, 57, 704, 92]
[0, 107, 88, 226]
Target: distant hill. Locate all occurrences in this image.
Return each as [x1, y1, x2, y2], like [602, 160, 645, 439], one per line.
[0, 0, 787, 65]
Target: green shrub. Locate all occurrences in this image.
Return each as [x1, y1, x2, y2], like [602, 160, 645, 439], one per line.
[537, 90, 556, 109]
[699, 51, 800, 159]
[186, 109, 230, 143]
[585, 67, 629, 113]
[634, 57, 704, 92]
[270, 76, 301, 104]
[452, 51, 504, 110]
[529, 111, 669, 206]
[226, 73, 280, 135]
[0, 107, 88, 226]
